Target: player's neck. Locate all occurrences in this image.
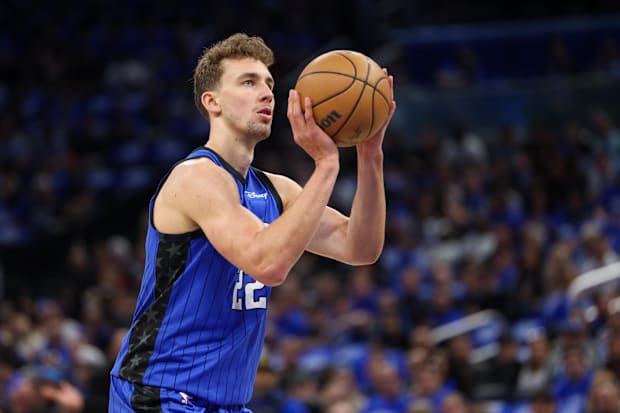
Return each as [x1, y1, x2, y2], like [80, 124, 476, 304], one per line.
[204, 136, 255, 178]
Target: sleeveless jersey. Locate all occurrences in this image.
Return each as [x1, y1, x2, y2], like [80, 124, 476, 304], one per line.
[110, 147, 283, 405]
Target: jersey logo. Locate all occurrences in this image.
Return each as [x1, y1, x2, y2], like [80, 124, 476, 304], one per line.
[245, 191, 268, 199]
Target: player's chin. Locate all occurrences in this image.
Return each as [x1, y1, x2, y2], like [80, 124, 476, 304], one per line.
[248, 124, 271, 141]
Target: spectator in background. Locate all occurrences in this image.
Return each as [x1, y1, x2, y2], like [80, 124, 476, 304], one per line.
[591, 109, 620, 172]
[426, 286, 465, 328]
[280, 368, 320, 413]
[349, 266, 381, 315]
[549, 319, 599, 380]
[362, 360, 410, 413]
[409, 355, 455, 413]
[440, 392, 472, 413]
[269, 277, 313, 338]
[552, 344, 595, 413]
[5, 327, 129, 413]
[439, 126, 488, 168]
[0, 345, 22, 409]
[373, 290, 410, 351]
[444, 335, 476, 400]
[602, 323, 620, 382]
[540, 242, 577, 328]
[275, 335, 307, 383]
[578, 224, 619, 273]
[32, 300, 72, 381]
[396, 266, 429, 328]
[516, 332, 554, 400]
[327, 400, 358, 413]
[246, 354, 285, 413]
[585, 370, 620, 413]
[459, 258, 490, 314]
[39, 380, 85, 413]
[515, 222, 548, 316]
[319, 367, 368, 413]
[475, 332, 522, 401]
[529, 390, 557, 413]
[5, 374, 48, 413]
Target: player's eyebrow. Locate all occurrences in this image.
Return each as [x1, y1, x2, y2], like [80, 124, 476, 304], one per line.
[238, 72, 275, 89]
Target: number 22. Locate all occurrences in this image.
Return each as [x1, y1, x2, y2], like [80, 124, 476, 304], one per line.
[232, 270, 267, 310]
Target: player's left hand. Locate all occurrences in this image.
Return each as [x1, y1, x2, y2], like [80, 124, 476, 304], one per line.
[358, 70, 396, 153]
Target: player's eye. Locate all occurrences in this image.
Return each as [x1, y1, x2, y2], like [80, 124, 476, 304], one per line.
[242, 79, 254, 86]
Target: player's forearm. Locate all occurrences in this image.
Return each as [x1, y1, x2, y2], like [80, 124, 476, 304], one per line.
[346, 148, 386, 264]
[252, 160, 339, 285]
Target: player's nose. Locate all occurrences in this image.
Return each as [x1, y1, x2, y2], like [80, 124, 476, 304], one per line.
[259, 83, 274, 102]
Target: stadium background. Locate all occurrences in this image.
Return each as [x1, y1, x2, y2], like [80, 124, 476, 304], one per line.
[3, 1, 620, 412]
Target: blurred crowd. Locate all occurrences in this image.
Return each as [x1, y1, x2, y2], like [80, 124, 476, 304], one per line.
[4, 111, 620, 413]
[4, 1, 620, 413]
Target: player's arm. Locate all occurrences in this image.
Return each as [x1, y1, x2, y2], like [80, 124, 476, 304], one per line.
[336, 71, 396, 263]
[266, 152, 384, 266]
[158, 157, 337, 287]
[268, 72, 396, 265]
[155, 91, 339, 287]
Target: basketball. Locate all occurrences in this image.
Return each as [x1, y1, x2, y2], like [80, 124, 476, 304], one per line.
[294, 50, 393, 147]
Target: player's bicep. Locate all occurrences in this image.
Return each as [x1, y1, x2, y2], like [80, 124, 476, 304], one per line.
[306, 206, 351, 262]
[173, 164, 266, 270]
[265, 171, 351, 262]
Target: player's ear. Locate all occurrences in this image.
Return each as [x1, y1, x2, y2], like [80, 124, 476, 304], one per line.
[201, 91, 221, 116]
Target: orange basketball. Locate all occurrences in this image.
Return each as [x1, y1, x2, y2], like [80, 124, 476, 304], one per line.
[294, 50, 392, 147]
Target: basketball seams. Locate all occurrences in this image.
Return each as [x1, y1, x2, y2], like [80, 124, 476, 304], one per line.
[372, 77, 391, 106]
[297, 71, 357, 106]
[340, 49, 391, 106]
[297, 72, 391, 106]
[295, 50, 392, 146]
[331, 55, 370, 139]
[297, 52, 359, 106]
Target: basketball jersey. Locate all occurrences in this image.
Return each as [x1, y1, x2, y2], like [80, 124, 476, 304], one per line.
[110, 147, 283, 405]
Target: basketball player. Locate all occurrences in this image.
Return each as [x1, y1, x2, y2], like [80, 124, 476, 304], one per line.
[109, 33, 395, 412]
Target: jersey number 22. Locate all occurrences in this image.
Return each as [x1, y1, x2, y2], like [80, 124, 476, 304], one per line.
[232, 270, 267, 310]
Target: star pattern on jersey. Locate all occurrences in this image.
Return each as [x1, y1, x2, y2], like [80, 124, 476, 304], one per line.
[120, 236, 190, 382]
[142, 307, 160, 326]
[155, 238, 188, 296]
[120, 351, 151, 380]
[135, 328, 153, 349]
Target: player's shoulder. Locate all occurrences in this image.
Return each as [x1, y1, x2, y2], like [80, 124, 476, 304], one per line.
[261, 171, 302, 202]
[262, 171, 299, 188]
[166, 157, 236, 193]
[172, 157, 223, 179]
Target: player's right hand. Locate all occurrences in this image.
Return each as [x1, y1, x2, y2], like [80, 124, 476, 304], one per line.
[287, 89, 339, 166]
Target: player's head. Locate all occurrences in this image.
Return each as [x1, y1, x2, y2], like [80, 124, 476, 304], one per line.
[193, 33, 275, 121]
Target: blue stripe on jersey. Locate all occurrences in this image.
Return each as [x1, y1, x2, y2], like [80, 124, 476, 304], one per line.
[111, 147, 282, 405]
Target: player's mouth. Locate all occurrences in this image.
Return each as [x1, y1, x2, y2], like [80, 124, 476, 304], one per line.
[257, 107, 273, 121]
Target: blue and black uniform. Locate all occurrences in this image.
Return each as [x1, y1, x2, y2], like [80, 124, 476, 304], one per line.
[109, 147, 283, 413]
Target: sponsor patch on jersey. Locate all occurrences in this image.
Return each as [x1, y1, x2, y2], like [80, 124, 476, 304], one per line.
[245, 191, 268, 199]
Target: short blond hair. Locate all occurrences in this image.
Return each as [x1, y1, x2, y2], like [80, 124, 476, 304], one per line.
[193, 33, 275, 120]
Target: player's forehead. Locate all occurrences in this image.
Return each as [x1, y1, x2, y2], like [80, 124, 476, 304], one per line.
[221, 57, 273, 85]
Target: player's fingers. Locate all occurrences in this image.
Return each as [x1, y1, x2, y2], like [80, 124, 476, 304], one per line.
[287, 89, 305, 127]
[303, 97, 315, 124]
[286, 89, 295, 117]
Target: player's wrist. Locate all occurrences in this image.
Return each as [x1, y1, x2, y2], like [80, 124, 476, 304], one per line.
[314, 155, 340, 174]
[357, 144, 384, 163]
